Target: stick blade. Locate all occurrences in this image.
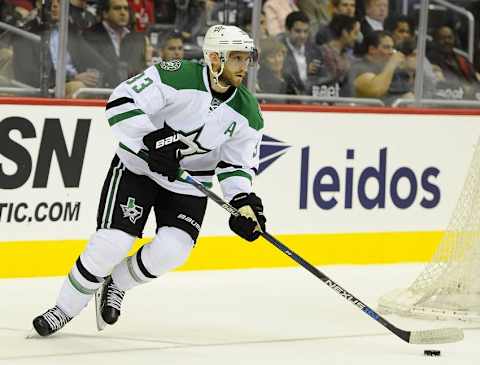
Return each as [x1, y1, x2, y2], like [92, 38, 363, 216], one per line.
[409, 327, 464, 344]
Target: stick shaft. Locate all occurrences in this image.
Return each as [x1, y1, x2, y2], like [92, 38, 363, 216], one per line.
[179, 171, 411, 343]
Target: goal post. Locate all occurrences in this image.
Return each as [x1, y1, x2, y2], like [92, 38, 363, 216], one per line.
[378, 140, 480, 321]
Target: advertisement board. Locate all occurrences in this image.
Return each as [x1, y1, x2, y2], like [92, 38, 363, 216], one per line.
[1, 100, 480, 277]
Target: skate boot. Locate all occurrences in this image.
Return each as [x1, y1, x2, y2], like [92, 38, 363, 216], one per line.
[98, 276, 125, 325]
[32, 305, 72, 336]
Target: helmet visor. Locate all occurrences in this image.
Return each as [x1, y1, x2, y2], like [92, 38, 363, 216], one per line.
[226, 48, 259, 68]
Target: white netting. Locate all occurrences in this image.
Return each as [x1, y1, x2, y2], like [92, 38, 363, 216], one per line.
[378, 140, 480, 321]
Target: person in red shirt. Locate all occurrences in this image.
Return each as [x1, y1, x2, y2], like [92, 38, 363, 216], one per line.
[127, 0, 154, 32]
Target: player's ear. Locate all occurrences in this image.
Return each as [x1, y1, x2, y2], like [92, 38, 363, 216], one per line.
[208, 52, 221, 72]
[208, 52, 220, 65]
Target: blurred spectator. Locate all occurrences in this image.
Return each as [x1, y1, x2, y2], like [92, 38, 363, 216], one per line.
[315, 0, 357, 45]
[159, 31, 184, 61]
[316, 14, 360, 97]
[384, 14, 412, 46]
[69, 0, 96, 33]
[259, 11, 270, 39]
[241, 8, 269, 40]
[12, 0, 105, 96]
[427, 25, 480, 100]
[297, 0, 330, 36]
[257, 37, 292, 95]
[384, 15, 439, 99]
[333, 0, 356, 17]
[144, 32, 154, 66]
[360, 0, 388, 36]
[3, 0, 35, 26]
[280, 11, 326, 95]
[349, 30, 414, 104]
[0, 0, 36, 84]
[174, 0, 207, 44]
[127, 0, 155, 32]
[155, 0, 176, 24]
[0, 44, 14, 85]
[83, 0, 148, 88]
[394, 37, 425, 91]
[354, 0, 388, 55]
[263, 0, 298, 37]
[469, 1, 480, 72]
[209, 0, 252, 30]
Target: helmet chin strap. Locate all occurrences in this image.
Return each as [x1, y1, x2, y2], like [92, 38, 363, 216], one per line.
[209, 62, 230, 92]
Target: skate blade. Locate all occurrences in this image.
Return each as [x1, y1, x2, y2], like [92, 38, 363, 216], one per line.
[95, 289, 107, 331]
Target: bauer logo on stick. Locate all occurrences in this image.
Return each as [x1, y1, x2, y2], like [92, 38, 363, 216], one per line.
[424, 350, 441, 356]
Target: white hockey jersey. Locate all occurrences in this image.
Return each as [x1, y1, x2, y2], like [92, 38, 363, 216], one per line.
[105, 60, 264, 200]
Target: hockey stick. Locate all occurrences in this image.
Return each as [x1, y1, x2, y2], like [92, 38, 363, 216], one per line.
[178, 170, 464, 345]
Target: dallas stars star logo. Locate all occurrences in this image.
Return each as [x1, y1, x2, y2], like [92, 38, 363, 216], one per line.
[120, 197, 143, 224]
[209, 97, 222, 112]
[165, 122, 211, 158]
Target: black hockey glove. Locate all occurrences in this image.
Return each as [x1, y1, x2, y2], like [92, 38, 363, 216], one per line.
[228, 192, 266, 242]
[142, 125, 187, 182]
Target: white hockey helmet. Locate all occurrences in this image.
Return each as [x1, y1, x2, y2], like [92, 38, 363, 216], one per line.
[202, 24, 258, 82]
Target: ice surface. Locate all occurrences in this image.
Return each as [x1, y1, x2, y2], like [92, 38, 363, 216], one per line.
[1, 264, 478, 364]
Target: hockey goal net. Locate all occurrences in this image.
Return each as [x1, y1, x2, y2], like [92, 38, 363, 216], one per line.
[378, 140, 480, 321]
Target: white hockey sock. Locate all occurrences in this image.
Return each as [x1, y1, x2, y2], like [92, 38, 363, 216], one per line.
[56, 275, 98, 317]
[56, 229, 135, 317]
[112, 226, 193, 291]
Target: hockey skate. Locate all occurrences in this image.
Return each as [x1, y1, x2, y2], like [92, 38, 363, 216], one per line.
[32, 305, 72, 337]
[95, 276, 125, 331]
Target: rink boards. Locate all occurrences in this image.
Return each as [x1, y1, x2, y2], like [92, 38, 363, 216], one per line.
[1, 99, 480, 278]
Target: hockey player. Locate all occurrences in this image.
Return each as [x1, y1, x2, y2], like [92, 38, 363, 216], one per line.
[32, 24, 266, 336]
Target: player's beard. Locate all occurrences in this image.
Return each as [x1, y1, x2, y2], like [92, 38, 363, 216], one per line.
[220, 69, 245, 88]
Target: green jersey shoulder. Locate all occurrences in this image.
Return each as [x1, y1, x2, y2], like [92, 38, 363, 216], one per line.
[227, 84, 264, 131]
[154, 60, 207, 92]
[154, 59, 263, 131]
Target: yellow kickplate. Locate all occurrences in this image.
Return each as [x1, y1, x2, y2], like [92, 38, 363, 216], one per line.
[0, 231, 442, 278]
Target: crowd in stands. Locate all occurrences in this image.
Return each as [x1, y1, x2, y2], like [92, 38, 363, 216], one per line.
[0, 0, 479, 104]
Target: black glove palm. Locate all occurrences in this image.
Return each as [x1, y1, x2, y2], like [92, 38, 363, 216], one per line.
[143, 125, 187, 182]
[229, 192, 266, 242]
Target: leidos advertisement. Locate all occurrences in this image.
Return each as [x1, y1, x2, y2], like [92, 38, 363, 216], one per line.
[1, 105, 480, 242]
[251, 112, 480, 234]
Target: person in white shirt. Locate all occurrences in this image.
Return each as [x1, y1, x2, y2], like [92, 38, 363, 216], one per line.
[281, 11, 326, 95]
[82, 0, 148, 88]
[361, 0, 389, 34]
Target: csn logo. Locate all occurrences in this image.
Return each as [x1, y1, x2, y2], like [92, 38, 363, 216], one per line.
[0, 116, 91, 189]
[299, 147, 441, 210]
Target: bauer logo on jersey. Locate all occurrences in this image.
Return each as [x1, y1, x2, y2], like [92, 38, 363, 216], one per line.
[120, 197, 144, 224]
[159, 59, 182, 71]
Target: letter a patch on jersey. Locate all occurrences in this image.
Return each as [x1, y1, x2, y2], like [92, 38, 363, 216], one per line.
[224, 121, 237, 137]
[120, 197, 143, 224]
